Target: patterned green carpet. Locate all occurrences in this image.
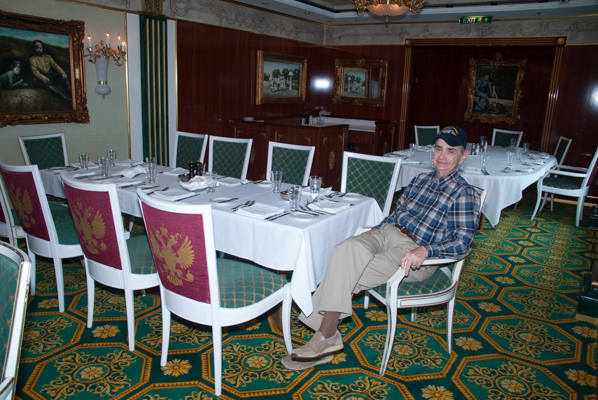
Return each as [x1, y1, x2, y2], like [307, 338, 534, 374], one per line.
[14, 195, 598, 399]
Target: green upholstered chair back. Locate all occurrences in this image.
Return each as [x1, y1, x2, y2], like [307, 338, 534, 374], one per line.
[492, 129, 522, 148]
[19, 134, 67, 170]
[342, 153, 401, 216]
[554, 136, 572, 165]
[174, 133, 207, 169]
[0, 252, 20, 378]
[414, 126, 439, 146]
[210, 138, 251, 179]
[271, 146, 312, 185]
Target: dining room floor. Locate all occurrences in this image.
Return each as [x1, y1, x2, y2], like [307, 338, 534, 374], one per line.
[13, 193, 598, 399]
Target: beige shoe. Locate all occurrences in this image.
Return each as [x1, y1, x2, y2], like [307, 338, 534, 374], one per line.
[291, 330, 343, 359]
[281, 354, 334, 370]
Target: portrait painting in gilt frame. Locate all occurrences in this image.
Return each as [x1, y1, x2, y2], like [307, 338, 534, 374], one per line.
[256, 50, 307, 105]
[464, 56, 527, 125]
[0, 10, 89, 127]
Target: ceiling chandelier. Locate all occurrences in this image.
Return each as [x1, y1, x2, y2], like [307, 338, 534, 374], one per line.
[354, 0, 424, 22]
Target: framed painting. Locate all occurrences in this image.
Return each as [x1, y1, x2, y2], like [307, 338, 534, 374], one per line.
[464, 56, 527, 125]
[256, 51, 306, 105]
[0, 10, 89, 127]
[332, 59, 387, 107]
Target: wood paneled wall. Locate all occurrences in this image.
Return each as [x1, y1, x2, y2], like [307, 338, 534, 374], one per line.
[177, 21, 598, 196]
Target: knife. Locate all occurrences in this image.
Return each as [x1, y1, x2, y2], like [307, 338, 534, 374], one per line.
[482, 169, 489, 175]
[174, 192, 203, 202]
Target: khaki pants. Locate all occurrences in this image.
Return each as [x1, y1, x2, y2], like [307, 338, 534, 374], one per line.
[299, 224, 438, 331]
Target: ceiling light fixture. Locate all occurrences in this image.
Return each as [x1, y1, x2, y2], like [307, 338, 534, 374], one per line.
[354, 0, 424, 22]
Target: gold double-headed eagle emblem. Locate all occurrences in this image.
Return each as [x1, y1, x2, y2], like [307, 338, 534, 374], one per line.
[148, 224, 195, 286]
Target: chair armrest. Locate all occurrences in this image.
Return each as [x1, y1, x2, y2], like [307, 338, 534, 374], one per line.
[354, 226, 373, 235]
[545, 169, 587, 179]
[553, 165, 588, 173]
[422, 257, 458, 266]
[124, 230, 131, 240]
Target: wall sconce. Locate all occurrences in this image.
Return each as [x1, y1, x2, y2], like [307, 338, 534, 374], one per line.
[86, 32, 126, 98]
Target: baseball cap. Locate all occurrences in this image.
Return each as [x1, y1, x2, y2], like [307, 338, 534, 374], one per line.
[431, 126, 468, 149]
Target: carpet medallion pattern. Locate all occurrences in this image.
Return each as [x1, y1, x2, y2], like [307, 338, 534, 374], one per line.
[13, 197, 598, 399]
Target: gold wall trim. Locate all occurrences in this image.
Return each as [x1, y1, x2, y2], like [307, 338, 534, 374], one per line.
[398, 40, 413, 151]
[124, 12, 131, 158]
[411, 37, 560, 47]
[541, 37, 566, 153]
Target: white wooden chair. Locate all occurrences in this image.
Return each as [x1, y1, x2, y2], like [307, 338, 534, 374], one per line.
[61, 174, 158, 351]
[138, 190, 292, 396]
[491, 129, 523, 147]
[341, 152, 402, 217]
[363, 187, 487, 376]
[0, 242, 31, 400]
[18, 133, 69, 169]
[208, 136, 253, 180]
[531, 146, 598, 227]
[172, 131, 208, 169]
[414, 125, 439, 146]
[266, 142, 315, 186]
[0, 163, 82, 312]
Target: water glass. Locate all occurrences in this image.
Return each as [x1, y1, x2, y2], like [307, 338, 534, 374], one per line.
[506, 151, 514, 167]
[107, 149, 117, 166]
[309, 175, 322, 201]
[289, 186, 302, 211]
[510, 138, 517, 149]
[516, 147, 522, 160]
[98, 157, 109, 177]
[429, 148, 434, 166]
[147, 159, 157, 183]
[271, 171, 283, 193]
[480, 153, 489, 171]
[523, 143, 530, 155]
[78, 153, 89, 170]
[409, 143, 416, 158]
[480, 136, 487, 147]
[205, 171, 218, 192]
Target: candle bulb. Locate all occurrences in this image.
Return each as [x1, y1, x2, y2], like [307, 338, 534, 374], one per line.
[87, 36, 91, 48]
[122, 41, 126, 53]
[106, 32, 110, 47]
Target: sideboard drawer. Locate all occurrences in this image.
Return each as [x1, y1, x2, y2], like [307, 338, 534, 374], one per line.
[348, 130, 373, 145]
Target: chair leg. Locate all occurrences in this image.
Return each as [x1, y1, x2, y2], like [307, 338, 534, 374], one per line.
[213, 326, 223, 396]
[160, 302, 171, 366]
[364, 292, 370, 309]
[282, 289, 293, 354]
[550, 194, 555, 211]
[28, 249, 36, 297]
[410, 307, 417, 322]
[575, 196, 585, 228]
[124, 287, 136, 351]
[531, 190, 544, 221]
[86, 260, 95, 328]
[446, 299, 455, 354]
[380, 301, 397, 376]
[53, 257, 65, 312]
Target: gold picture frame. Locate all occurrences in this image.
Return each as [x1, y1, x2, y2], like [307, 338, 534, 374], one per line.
[256, 50, 306, 105]
[332, 59, 387, 107]
[464, 57, 527, 125]
[0, 10, 89, 127]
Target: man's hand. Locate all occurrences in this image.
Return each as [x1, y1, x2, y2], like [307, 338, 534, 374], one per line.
[61, 73, 67, 79]
[364, 228, 379, 234]
[41, 76, 50, 84]
[399, 246, 428, 277]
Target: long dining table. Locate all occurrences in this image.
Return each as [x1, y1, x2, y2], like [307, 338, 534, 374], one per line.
[41, 162, 384, 316]
[386, 145, 557, 226]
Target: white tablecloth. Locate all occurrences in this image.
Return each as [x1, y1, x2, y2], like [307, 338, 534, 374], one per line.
[386, 146, 557, 226]
[41, 165, 384, 316]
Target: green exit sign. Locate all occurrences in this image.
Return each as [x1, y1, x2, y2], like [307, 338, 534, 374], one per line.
[459, 16, 493, 24]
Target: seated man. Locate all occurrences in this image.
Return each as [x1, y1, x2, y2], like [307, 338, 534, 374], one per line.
[282, 126, 481, 370]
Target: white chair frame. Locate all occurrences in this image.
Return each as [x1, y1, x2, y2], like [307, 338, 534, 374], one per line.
[531, 147, 598, 227]
[363, 187, 487, 376]
[413, 125, 440, 146]
[171, 131, 208, 168]
[208, 136, 253, 180]
[18, 133, 68, 166]
[0, 164, 83, 312]
[0, 242, 30, 400]
[61, 174, 158, 351]
[0, 167, 25, 247]
[341, 152, 402, 217]
[491, 129, 523, 147]
[266, 142, 316, 186]
[137, 191, 292, 396]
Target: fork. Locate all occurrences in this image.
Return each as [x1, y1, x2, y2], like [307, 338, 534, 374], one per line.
[266, 212, 289, 221]
[147, 186, 169, 195]
[300, 206, 328, 215]
[232, 200, 254, 211]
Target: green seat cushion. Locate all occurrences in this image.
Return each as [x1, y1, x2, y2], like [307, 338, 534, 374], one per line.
[49, 203, 79, 246]
[218, 259, 288, 308]
[543, 177, 582, 191]
[370, 267, 452, 298]
[127, 234, 157, 275]
[0, 255, 20, 377]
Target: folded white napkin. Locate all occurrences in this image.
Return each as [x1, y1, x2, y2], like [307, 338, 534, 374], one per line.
[179, 175, 207, 190]
[236, 202, 284, 220]
[163, 167, 188, 176]
[308, 200, 351, 214]
[461, 166, 481, 172]
[71, 162, 99, 169]
[72, 171, 96, 179]
[301, 187, 333, 197]
[218, 177, 249, 187]
[112, 165, 147, 179]
[117, 180, 143, 188]
[153, 189, 197, 201]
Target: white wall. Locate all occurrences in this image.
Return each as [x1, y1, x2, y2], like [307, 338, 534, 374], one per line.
[0, 0, 129, 165]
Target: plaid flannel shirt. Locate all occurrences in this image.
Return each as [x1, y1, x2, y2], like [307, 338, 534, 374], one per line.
[373, 170, 481, 259]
